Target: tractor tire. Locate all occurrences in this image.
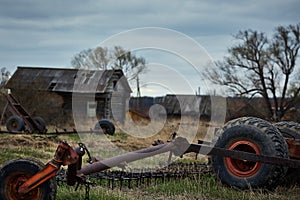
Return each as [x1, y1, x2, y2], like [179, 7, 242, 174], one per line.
[0, 158, 57, 200]
[34, 116, 47, 133]
[212, 117, 289, 189]
[94, 119, 115, 135]
[274, 121, 300, 139]
[6, 116, 25, 132]
[274, 121, 300, 185]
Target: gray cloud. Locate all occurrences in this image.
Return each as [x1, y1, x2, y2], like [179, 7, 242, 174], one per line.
[0, 0, 299, 94]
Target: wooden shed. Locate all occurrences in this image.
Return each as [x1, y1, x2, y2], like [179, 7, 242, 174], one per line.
[5, 66, 132, 125]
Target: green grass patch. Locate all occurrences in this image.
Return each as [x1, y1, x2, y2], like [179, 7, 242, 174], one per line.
[143, 174, 299, 200]
[0, 147, 53, 164]
[107, 132, 128, 141]
[55, 174, 300, 200]
[60, 133, 81, 140]
[56, 183, 130, 200]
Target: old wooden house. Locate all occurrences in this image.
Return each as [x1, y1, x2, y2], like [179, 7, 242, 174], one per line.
[129, 95, 210, 120]
[5, 66, 132, 125]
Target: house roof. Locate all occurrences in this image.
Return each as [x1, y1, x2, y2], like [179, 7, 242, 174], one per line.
[6, 66, 132, 93]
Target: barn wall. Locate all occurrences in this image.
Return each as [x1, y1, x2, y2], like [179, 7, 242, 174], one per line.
[110, 79, 131, 123]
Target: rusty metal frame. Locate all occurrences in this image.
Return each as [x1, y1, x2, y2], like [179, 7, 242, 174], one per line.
[15, 136, 300, 197]
[186, 142, 300, 168]
[285, 138, 300, 159]
[17, 141, 78, 195]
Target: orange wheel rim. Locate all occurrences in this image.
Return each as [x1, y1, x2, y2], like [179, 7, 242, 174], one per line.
[225, 140, 262, 178]
[4, 172, 42, 200]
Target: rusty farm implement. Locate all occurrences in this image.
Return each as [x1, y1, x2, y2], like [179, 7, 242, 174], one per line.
[1, 116, 300, 199]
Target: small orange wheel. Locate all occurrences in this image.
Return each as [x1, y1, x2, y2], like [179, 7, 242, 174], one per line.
[4, 172, 42, 200]
[0, 159, 57, 200]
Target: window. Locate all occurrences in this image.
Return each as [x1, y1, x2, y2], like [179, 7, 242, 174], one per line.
[113, 80, 118, 91]
[87, 101, 97, 117]
[48, 82, 57, 90]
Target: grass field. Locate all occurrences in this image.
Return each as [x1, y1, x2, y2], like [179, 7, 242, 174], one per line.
[0, 121, 300, 199]
[55, 176, 300, 200]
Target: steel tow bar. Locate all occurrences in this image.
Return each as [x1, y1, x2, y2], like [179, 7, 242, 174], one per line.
[186, 143, 300, 168]
[77, 137, 188, 176]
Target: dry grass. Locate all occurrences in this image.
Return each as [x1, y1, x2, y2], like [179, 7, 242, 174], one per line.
[0, 114, 218, 167]
[0, 134, 59, 148]
[114, 112, 217, 149]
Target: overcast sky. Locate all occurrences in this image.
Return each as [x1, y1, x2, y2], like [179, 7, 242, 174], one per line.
[1, 0, 299, 96]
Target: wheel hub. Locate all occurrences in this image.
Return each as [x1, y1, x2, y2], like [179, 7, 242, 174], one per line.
[5, 172, 42, 200]
[225, 140, 262, 177]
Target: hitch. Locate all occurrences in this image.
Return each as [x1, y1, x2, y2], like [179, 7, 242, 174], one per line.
[66, 142, 95, 186]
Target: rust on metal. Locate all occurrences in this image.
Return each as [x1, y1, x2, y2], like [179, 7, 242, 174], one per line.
[286, 138, 300, 159]
[10, 135, 300, 197]
[78, 136, 300, 176]
[3, 93, 46, 133]
[17, 162, 59, 195]
[186, 143, 300, 168]
[4, 171, 43, 200]
[53, 140, 79, 166]
[18, 141, 78, 195]
[224, 140, 262, 177]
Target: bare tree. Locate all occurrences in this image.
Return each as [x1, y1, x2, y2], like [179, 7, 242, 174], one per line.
[0, 67, 11, 88]
[71, 46, 146, 94]
[111, 46, 146, 81]
[269, 24, 300, 120]
[206, 23, 300, 121]
[71, 47, 110, 70]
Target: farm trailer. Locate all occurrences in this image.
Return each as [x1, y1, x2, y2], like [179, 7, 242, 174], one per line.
[1, 117, 300, 200]
[1, 93, 47, 133]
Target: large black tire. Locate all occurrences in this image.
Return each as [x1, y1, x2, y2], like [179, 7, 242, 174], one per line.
[274, 121, 300, 185]
[94, 119, 115, 135]
[0, 158, 57, 200]
[212, 117, 289, 189]
[274, 121, 300, 139]
[34, 116, 47, 133]
[6, 116, 25, 132]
